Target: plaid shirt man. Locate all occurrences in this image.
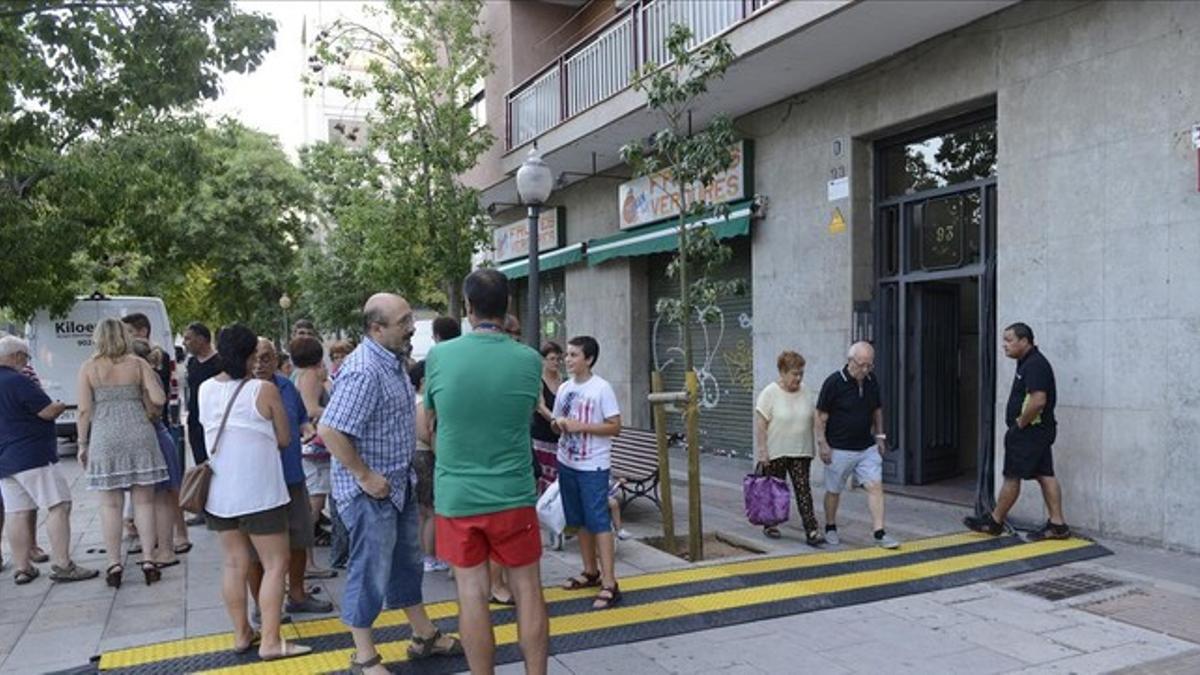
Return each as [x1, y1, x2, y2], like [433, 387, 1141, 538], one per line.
[322, 337, 416, 513]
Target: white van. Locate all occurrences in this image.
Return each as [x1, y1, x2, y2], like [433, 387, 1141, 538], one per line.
[25, 293, 173, 439]
[408, 318, 472, 362]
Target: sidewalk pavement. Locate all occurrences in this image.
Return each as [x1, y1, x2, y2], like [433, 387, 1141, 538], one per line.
[0, 447, 1197, 675]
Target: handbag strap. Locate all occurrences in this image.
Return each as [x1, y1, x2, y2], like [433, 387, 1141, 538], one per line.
[209, 379, 249, 461]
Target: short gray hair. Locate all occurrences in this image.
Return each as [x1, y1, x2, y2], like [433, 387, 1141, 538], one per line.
[0, 335, 31, 359]
[847, 341, 875, 360]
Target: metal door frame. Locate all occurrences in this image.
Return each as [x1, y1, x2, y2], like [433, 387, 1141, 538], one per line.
[872, 109, 998, 510]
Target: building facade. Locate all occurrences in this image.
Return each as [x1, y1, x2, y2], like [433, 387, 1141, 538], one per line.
[467, 0, 1200, 553]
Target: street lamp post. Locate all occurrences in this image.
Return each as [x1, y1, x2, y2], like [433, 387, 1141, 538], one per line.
[278, 293, 292, 348]
[515, 146, 553, 350]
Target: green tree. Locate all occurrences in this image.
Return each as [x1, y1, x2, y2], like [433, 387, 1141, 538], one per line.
[0, 1, 276, 318]
[621, 25, 739, 561]
[303, 0, 492, 318]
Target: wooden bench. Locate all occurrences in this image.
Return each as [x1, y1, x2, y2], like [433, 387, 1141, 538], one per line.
[610, 427, 663, 513]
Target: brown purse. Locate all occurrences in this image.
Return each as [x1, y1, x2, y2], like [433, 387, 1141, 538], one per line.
[179, 379, 248, 515]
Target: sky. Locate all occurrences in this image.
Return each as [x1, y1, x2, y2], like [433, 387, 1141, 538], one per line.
[205, 1, 383, 158]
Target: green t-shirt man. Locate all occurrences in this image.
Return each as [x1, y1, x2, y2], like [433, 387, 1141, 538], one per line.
[425, 331, 542, 517]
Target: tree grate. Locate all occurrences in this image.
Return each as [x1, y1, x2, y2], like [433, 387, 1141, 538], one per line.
[1013, 572, 1125, 601]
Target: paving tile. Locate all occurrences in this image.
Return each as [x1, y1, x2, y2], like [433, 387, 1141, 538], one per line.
[1109, 649, 1200, 675]
[494, 656, 577, 674]
[0, 622, 26, 656]
[1083, 587, 1200, 644]
[735, 634, 853, 674]
[555, 643, 672, 674]
[942, 618, 1083, 664]
[39, 577, 118, 606]
[1043, 614, 1177, 653]
[1006, 639, 1195, 674]
[952, 595, 1078, 633]
[96, 626, 185, 654]
[921, 646, 1027, 675]
[2, 624, 102, 672]
[26, 598, 109, 632]
[186, 605, 234, 638]
[103, 602, 185, 640]
[876, 595, 980, 629]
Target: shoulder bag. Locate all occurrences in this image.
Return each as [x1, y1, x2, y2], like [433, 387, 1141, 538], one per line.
[179, 379, 248, 515]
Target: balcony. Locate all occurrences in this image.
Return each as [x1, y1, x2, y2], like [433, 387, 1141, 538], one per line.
[505, 0, 775, 150]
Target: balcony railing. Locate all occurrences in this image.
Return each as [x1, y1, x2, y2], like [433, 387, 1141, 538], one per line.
[505, 0, 776, 150]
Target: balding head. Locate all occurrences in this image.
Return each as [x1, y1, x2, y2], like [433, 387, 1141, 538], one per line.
[846, 341, 875, 382]
[253, 337, 277, 380]
[362, 293, 414, 356]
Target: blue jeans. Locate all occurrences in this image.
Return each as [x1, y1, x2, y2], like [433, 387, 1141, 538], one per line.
[339, 491, 424, 628]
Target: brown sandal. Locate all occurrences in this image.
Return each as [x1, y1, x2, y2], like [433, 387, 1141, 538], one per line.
[407, 629, 463, 659]
[562, 570, 601, 590]
[592, 584, 622, 610]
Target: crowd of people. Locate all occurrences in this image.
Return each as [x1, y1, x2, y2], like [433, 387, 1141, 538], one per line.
[0, 261, 1070, 673]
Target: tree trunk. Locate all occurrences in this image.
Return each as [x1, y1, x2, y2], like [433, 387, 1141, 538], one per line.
[676, 195, 704, 562]
[445, 278, 463, 319]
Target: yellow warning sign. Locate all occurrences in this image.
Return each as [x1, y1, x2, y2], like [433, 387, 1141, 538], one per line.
[828, 207, 846, 234]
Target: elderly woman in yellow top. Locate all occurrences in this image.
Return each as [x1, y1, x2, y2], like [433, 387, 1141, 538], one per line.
[754, 350, 824, 546]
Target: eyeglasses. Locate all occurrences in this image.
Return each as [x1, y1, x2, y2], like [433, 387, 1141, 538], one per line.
[850, 359, 874, 370]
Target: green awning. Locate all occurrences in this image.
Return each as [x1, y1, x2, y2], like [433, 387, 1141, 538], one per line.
[497, 242, 585, 279]
[587, 199, 754, 266]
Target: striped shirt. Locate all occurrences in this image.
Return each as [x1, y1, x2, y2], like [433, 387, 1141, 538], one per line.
[322, 337, 415, 512]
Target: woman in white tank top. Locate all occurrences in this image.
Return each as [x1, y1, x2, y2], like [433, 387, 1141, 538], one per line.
[197, 324, 310, 661]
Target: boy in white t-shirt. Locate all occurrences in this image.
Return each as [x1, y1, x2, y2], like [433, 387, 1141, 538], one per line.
[552, 336, 622, 610]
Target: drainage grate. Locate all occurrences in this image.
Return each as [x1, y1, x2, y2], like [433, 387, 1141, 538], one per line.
[1013, 572, 1125, 601]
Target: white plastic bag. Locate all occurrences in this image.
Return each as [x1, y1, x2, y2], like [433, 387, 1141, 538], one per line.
[536, 479, 566, 535]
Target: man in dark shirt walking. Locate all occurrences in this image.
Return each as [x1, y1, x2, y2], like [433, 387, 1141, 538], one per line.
[966, 323, 1070, 540]
[815, 342, 899, 549]
[183, 322, 221, 465]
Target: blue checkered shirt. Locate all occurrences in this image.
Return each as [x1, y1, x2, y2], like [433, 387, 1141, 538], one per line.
[322, 337, 416, 512]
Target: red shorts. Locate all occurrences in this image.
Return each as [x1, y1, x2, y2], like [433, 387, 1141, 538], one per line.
[435, 506, 542, 569]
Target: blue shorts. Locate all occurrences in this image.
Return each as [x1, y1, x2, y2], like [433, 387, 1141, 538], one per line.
[338, 491, 423, 628]
[558, 465, 612, 534]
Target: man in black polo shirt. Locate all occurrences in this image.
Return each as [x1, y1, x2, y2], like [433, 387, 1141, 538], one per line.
[965, 323, 1070, 540]
[815, 342, 899, 549]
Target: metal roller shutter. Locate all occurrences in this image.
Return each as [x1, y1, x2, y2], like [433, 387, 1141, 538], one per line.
[648, 238, 753, 456]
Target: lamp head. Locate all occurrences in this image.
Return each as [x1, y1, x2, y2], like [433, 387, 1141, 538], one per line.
[279, 293, 292, 311]
[516, 146, 553, 205]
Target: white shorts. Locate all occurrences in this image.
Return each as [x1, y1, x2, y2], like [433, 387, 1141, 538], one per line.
[303, 458, 331, 496]
[824, 448, 883, 494]
[1, 463, 72, 513]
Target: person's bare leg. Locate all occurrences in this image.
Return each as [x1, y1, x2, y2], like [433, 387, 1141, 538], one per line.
[864, 482, 885, 531]
[595, 531, 616, 588]
[489, 560, 511, 602]
[577, 530, 598, 576]
[152, 490, 177, 565]
[404, 603, 455, 648]
[24, 510, 42, 558]
[349, 627, 388, 675]
[992, 478, 1022, 524]
[824, 491, 841, 528]
[6, 508, 33, 572]
[129, 485, 158, 564]
[249, 532, 293, 657]
[507, 561, 548, 675]
[98, 490, 125, 569]
[451, 561, 496, 674]
[1035, 476, 1066, 524]
[288, 548, 307, 604]
[172, 500, 190, 548]
[44, 501, 73, 568]
[217, 531, 257, 649]
[246, 561, 264, 615]
[419, 505, 436, 558]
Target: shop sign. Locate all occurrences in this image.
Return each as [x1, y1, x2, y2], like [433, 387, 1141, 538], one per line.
[492, 207, 564, 262]
[617, 141, 751, 230]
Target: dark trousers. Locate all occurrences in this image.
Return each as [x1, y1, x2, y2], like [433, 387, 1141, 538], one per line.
[765, 456, 820, 534]
[329, 497, 349, 568]
[186, 422, 208, 465]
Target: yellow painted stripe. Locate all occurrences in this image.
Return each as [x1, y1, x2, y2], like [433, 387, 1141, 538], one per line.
[194, 537, 1092, 675]
[97, 532, 987, 669]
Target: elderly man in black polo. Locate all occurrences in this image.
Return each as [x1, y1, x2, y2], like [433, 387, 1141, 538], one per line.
[814, 342, 899, 549]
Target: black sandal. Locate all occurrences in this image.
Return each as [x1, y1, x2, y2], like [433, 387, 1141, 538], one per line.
[140, 561, 161, 585]
[105, 563, 123, 589]
[349, 653, 382, 674]
[407, 629, 463, 659]
[14, 567, 40, 585]
[592, 584, 622, 610]
[562, 570, 601, 590]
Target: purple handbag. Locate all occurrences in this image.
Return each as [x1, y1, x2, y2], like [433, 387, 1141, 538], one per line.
[743, 468, 790, 527]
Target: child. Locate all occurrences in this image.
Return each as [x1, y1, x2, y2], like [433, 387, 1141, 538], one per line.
[409, 360, 447, 573]
[608, 477, 632, 541]
[552, 336, 623, 610]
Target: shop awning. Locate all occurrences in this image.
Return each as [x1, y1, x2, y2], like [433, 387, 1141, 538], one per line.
[496, 242, 585, 279]
[586, 200, 754, 266]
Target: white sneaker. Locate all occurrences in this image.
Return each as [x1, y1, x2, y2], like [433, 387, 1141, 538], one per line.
[430, 558, 450, 572]
[876, 532, 900, 549]
[616, 528, 633, 541]
[422, 557, 437, 573]
[824, 529, 841, 546]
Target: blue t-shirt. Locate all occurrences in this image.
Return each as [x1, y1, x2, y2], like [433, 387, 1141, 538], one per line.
[0, 366, 57, 479]
[273, 374, 307, 486]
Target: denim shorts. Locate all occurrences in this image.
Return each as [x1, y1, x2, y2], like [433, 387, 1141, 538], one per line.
[558, 464, 612, 534]
[338, 491, 423, 628]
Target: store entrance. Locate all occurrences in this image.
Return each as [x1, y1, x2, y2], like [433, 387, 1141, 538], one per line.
[873, 109, 998, 509]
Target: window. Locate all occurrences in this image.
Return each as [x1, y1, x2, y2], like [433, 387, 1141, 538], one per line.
[881, 119, 996, 199]
[468, 86, 486, 131]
